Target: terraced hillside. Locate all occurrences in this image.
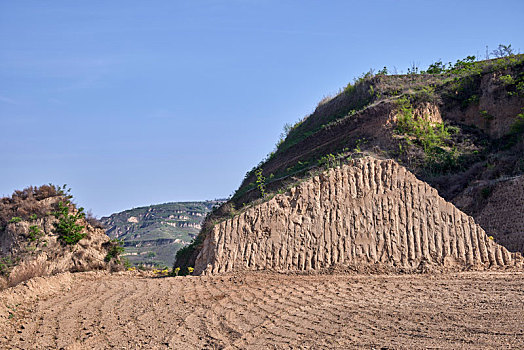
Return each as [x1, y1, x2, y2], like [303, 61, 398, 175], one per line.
[101, 201, 223, 267]
[176, 55, 524, 272]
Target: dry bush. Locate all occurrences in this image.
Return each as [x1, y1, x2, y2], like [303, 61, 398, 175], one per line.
[0, 184, 62, 229]
[86, 210, 105, 229]
[317, 94, 335, 107]
[7, 261, 50, 288]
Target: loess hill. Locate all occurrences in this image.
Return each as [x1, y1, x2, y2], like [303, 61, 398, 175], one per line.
[176, 55, 524, 274]
[0, 185, 123, 289]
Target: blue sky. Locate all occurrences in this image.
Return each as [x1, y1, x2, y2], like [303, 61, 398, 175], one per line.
[1, 0, 523, 216]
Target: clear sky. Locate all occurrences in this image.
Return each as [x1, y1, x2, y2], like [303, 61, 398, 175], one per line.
[1, 0, 523, 217]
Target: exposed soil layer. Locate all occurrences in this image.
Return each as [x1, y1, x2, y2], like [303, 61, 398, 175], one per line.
[195, 158, 520, 275]
[2, 271, 524, 349]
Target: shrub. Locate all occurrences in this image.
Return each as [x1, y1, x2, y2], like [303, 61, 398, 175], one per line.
[510, 110, 524, 134]
[0, 184, 65, 230]
[0, 256, 16, 277]
[173, 235, 203, 275]
[424, 60, 448, 74]
[481, 187, 493, 199]
[28, 225, 42, 241]
[491, 44, 514, 58]
[318, 154, 337, 170]
[255, 168, 266, 197]
[86, 210, 105, 229]
[344, 82, 355, 95]
[396, 98, 451, 152]
[499, 74, 515, 85]
[104, 239, 125, 262]
[8, 217, 22, 224]
[377, 66, 388, 75]
[394, 96, 462, 173]
[53, 201, 86, 245]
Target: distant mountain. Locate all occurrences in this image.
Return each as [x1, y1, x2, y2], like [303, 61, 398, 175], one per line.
[101, 200, 224, 267]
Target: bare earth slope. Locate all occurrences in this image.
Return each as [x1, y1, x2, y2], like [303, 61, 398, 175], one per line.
[1, 271, 524, 349]
[475, 175, 524, 253]
[195, 157, 521, 275]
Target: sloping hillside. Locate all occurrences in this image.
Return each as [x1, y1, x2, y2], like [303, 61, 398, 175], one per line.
[176, 54, 524, 272]
[101, 201, 223, 267]
[0, 185, 122, 289]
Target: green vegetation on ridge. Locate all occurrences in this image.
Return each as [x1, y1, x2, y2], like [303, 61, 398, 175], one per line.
[174, 47, 524, 271]
[232, 49, 524, 205]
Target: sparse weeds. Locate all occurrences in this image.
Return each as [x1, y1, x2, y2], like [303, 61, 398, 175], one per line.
[0, 256, 15, 277]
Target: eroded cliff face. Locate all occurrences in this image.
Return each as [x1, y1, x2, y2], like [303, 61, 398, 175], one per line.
[195, 158, 521, 275]
[223, 58, 524, 256]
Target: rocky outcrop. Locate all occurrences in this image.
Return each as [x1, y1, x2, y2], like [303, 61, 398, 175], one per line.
[195, 158, 521, 274]
[0, 191, 120, 290]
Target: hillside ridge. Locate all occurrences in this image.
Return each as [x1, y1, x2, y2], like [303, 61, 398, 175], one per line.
[175, 55, 524, 272]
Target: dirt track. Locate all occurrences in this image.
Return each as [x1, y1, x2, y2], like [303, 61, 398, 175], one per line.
[1, 271, 524, 349]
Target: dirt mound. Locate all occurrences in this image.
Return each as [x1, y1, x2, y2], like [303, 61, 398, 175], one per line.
[0, 185, 123, 290]
[2, 271, 524, 349]
[194, 157, 522, 275]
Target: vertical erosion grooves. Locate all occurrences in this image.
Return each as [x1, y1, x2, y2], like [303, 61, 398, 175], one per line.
[195, 157, 522, 274]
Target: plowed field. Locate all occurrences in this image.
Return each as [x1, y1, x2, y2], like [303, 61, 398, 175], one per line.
[2, 271, 524, 349]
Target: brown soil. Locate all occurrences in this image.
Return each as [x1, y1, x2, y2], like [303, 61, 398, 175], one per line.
[194, 158, 521, 275]
[2, 271, 524, 349]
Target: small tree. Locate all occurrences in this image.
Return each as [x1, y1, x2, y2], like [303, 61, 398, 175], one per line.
[255, 168, 266, 197]
[53, 201, 86, 245]
[104, 239, 125, 262]
[491, 44, 514, 58]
